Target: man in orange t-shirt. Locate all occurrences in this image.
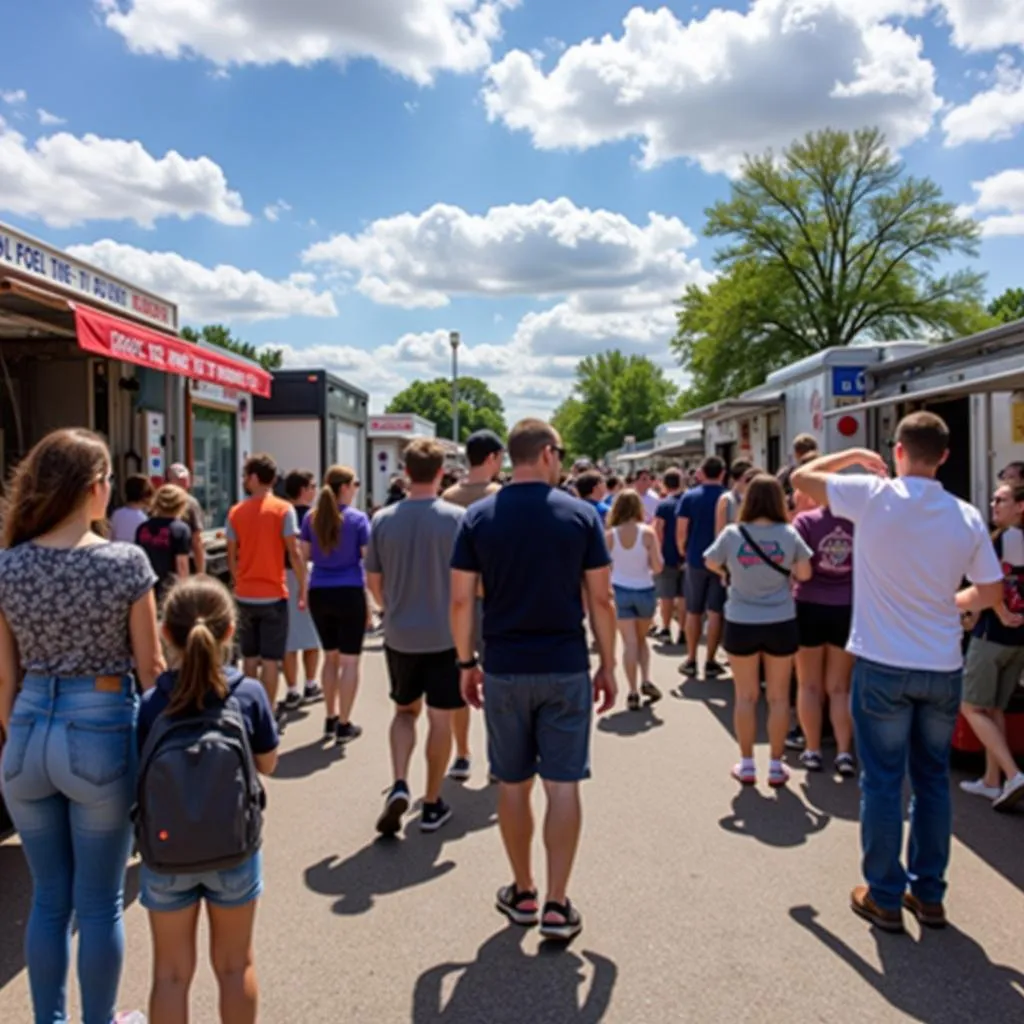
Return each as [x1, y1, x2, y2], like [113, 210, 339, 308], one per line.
[227, 453, 307, 716]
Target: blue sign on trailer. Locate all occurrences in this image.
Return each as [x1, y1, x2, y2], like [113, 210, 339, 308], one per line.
[832, 366, 866, 398]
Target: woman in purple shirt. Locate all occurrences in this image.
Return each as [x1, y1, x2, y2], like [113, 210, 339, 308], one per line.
[793, 487, 856, 777]
[300, 465, 370, 745]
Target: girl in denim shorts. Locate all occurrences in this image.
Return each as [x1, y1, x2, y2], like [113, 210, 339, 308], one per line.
[137, 576, 280, 1024]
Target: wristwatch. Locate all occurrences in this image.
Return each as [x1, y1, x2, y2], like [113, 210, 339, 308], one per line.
[456, 656, 479, 670]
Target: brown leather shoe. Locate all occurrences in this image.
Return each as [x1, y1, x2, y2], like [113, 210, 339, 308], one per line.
[903, 893, 947, 929]
[850, 885, 905, 933]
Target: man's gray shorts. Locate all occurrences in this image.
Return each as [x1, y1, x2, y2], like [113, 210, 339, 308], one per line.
[684, 565, 725, 615]
[484, 672, 592, 783]
[655, 566, 685, 600]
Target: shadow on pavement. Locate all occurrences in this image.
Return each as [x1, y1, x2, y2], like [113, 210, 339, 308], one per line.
[947, 772, 1024, 894]
[799, 770, 861, 823]
[789, 904, 1024, 1023]
[673, 677, 768, 745]
[304, 784, 497, 915]
[273, 737, 348, 780]
[412, 926, 617, 1024]
[719, 786, 830, 848]
[596, 706, 664, 737]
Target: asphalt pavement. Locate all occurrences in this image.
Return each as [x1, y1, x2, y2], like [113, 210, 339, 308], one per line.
[1, 638, 1022, 1023]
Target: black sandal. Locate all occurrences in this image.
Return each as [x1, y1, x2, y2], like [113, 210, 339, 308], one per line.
[627, 692, 641, 711]
[539, 899, 583, 941]
[496, 884, 539, 926]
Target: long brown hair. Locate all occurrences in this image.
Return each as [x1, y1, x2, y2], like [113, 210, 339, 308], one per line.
[161, 576, 235, 715]
[2, 428, 110, 548]
[607, 488, 645, 528]
[312, 465, 355, 553]
[738, 474, 788, 524]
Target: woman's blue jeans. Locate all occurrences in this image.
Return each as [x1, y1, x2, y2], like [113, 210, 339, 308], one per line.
[1, 674, 138, 1024]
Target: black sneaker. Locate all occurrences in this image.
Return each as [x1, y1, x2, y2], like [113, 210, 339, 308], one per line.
[704, 660, 726, 678]
[303, 681, 323, 703]
[448, 757, 472, 782]
[627, 692, 641, 711]
[641, 680, 663, 703]
[420, 799, 453, 833]
[784, 726, 806, 751]
[274, 704, 288, 731]
[323, 716, 339, 738]
[654, 628, 671, 642]
[678, 660, 698, 677]
[336, 722, 363, 745]
[376, 783, 410, 836]
[283, 691, 303, 711]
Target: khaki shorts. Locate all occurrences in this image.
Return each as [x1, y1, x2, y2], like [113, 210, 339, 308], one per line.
[962, 637, 1024, 710]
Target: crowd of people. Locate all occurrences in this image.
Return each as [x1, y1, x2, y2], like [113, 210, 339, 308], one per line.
[0, 411, 1022, 1021]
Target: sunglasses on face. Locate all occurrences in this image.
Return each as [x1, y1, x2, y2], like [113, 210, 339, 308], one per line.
[549, 445, 566, 461]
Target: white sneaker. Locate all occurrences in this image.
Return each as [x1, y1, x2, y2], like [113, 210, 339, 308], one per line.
[993, 773, 1024, 813]
[959, 778, 1002, 800]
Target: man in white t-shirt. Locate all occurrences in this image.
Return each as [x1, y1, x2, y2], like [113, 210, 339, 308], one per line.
[792, 412, 1002, 935]
[634, 468, 661, 523]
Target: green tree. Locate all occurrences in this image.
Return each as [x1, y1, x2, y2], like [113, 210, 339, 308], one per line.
[988, 287, 1024, 325]
[385, 377, 507, 442]
[180, 324, 284, 372]
[551, 351, 678, 460]
[673, 127, 988, 406]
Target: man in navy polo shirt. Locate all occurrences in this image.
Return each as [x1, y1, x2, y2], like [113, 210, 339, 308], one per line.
[450, 419, 617, 943]
[676, 455, 727, 678]
[653, 468, 686, 642]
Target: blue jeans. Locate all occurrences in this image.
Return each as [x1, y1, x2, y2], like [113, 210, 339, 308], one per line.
[1, 674, 138, 1024]
[851, 658, 961, 911]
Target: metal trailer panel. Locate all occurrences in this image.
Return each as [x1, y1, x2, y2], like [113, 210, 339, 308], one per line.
[252, 417, 322, 480]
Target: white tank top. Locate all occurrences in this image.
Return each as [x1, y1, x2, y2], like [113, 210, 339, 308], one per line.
[610, 525, 654, 589]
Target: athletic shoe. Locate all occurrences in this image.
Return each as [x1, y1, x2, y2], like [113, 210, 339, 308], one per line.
[768, 762, 791, 788]
[336, 722, 363, 745]
[376, 783, 410, 836]
[283, 690, 303, 711]
[731, 762, 756, 786]
[959, 778, 1002, 800]
[784, 727, 806, 751]
[834, 753, 858, 779]
[303, 681, 323, 702]
[420, 799, 453, 833]
[627, 692, 642, 711]
[704, 660, 726, 678]
[799, 751, 823, 772]
[641, 680, 663, 703]
[850, 886, 904, 934]
[448, 757, 472, 782]
[993, 772, 1024, 813]
[678, 660, 698, 677]
[323, 716, 339, 738]
[653, 628, 671, 642]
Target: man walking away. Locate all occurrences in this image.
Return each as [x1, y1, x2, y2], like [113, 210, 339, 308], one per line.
[653, 468, 686, 642]
[792, 413, 1002, 934]
[368, 440, 466, 835]
[228, 454, 307, 721]
[634, 469, 661, 523]
[575, 471, 608, 524]
[442, 429, 504, 781]
[677, 457, 728, 678]
[451, 419, 617, 942]
[167, 462, 207, 574]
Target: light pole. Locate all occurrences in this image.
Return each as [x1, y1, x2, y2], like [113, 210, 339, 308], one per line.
[449, 330, 460, 445]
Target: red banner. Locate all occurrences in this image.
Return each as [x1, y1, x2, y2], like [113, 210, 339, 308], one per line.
[73, 304, 272, 398]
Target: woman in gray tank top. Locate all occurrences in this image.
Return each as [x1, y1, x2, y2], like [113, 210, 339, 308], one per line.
[715, 461, 757, 537]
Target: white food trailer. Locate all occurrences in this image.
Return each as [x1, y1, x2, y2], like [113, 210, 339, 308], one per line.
[367, 413, 437, 508]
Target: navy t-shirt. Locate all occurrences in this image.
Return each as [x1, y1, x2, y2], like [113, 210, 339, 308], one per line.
[677, 484, 725, 568]
[655, 496, 681, 568]
[138, 668, 280, 755]
[451, 483, 611, 675]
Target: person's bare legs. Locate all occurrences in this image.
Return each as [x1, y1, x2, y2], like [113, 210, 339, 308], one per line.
[618, 620, 639, 696]
[452, 706, 471, 760]
[658, 598, 675, 634]
[337, 653, 362, 725]
[636, 618, 653, 683]
[390, 700, 421, 783]
[425, 708, 453, 803]
[796, 645, 825, 751]
[542, 780, 582, 908]
[321, 650, 341, 721]
[963, 704, 1019, 785]
[730, 654, 760, 759]
[498, 779, 536, 895]
[675, 597, 687, 636]
[764, 654, 795, 761]
[208, 901, 259, 1024]
[824, 646, 855, 756]
[302, 648, 320, 687]
[258, 659, 280, 710]
[282, 652, 299, 693]
[242, 657, 260, 682]
[705, 611, 723, 662]
[148, 905, 200, 1024]
[684, 612, 703, 664]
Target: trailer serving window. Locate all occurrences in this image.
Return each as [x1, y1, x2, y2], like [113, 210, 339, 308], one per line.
[192, 404, 237, 529]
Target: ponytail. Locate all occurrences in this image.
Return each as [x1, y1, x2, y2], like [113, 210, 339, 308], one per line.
[312, 465, 355, 554]
[167, 619, 228, 715]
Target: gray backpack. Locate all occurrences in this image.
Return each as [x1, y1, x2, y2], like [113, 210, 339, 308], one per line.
[133, 684, 265, 874]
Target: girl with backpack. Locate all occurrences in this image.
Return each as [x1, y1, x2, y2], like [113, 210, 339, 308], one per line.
[0, 428, 162, 1024]
[136, 575, 279, 1024]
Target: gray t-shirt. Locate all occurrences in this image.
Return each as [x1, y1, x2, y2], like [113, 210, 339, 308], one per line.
[704, 522, 812, 624]
[365, 498, 465, 653]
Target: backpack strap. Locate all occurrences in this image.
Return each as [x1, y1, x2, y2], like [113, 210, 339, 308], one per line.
[737, 525, 791, 578]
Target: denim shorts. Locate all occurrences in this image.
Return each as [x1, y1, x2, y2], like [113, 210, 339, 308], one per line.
[484, 672, 592, 783]
[613, 585, 657, 620]
[140, 850, 263, 912]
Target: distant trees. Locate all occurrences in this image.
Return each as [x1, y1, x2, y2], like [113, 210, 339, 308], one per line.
[988, 287, 1024, 325]
[180, 324, 283, 371]
[386, 377, 507, 441]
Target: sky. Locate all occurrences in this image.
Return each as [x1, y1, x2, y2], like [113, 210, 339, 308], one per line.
[1, 0, 1023, 423]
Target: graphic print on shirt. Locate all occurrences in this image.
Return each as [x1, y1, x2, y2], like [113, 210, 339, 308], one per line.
[817, 526, 853, 576]
[1001, 562, 1024, 613]
[737, 539, 785, 567]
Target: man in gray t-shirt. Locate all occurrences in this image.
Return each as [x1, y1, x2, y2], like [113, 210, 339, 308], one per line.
[365, 439, 466, 836]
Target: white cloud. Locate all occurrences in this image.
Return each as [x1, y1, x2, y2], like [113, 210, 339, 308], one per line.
[1, 89, 27, 105]
[482, 0, 941, 173]
[935, 0, 1024, 53]
[961, 169, 1024, 237]
[0, 119, 250, 229]
[37, 108, 67, 126]
[943, 58, 1024, 146]
[302, 198, 709, 309]
[67, 240, 339, 321]
[263, 198, 292, 222]
[100, 0, 519, 85]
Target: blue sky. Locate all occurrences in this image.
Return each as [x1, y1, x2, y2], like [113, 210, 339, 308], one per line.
[1, 0, 1022, 420]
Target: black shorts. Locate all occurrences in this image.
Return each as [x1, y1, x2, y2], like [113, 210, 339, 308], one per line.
[238, 600, 289, 661]
[385, 647, 464, 710]
[796, 602, 852, 649]
[724, 619, 799, 657]
[308, 586, 367, 655]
